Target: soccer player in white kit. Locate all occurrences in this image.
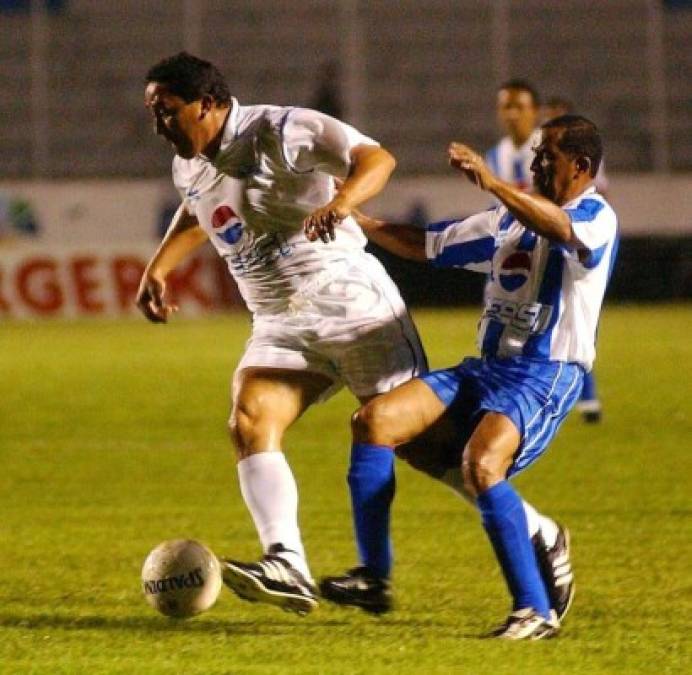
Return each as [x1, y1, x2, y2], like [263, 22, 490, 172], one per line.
[137, 52, 425, 615]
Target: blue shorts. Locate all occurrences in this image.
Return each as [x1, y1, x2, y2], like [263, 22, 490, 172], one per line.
[419, 356, 584, 476]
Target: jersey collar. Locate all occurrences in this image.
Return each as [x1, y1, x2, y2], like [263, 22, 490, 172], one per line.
[563, 185, 597, 209]
[220, 97, 240, 150]
[197, 98, 239, 162]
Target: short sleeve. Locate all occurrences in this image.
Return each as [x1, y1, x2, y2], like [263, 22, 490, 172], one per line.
[281, 108, 379, 177]
[563, 197, 618, 270]
[425, 210, 497, 272]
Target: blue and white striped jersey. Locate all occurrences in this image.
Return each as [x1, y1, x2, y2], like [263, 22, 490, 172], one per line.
[425, 187, 618, 371]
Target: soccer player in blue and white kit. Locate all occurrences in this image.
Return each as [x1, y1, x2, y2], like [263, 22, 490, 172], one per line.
[487, 80, 605, 422]
[322, 115, 618, 639]
[486, 80, 540, 193]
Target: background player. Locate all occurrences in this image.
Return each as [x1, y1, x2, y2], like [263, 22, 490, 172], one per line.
[137, 52, 426, 615]
[323, 115, 618, 638]
[487, 81, 604, 423]
[485, 79, 540, 192]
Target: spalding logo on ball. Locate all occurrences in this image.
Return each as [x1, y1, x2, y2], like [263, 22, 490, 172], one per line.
[142, 539, 222, 618]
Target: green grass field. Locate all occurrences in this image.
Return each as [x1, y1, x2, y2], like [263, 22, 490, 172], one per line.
[1, 305, 690, 674]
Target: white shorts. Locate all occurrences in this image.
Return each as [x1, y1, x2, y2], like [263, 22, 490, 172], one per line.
[234, 253, 427, 401]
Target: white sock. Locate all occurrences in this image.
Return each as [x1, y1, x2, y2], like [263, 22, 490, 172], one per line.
[522, 500, 559, 547]
[237, 451, 312, 581]
[439, 469, 558, 547]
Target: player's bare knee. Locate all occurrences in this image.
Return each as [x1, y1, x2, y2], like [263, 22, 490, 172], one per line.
[461, 454, 478, 496]
[228, 401, 262, 457]
[462, 445, 504, 494]
[351, 398, 398, 445]
[462, 454, 495, 495]
[227, 412, 247, 457]
[350, 404, 372, 442]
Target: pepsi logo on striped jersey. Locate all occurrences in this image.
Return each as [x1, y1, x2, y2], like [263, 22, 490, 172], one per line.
[499, 251, 532, 291]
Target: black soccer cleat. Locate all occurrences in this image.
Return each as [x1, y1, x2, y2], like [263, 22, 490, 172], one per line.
[220, 546, 318, 616]
[576, 399, 603, 424]
[532, 523, 575, 621]
[488, 608, 560, 640]
[319, 567, 393, 614]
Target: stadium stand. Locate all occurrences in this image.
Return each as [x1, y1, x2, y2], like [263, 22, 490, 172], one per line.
[0, 0, 689, 177]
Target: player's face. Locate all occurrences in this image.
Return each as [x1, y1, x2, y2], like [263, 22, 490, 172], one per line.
[144, 82, 203, 159]
[531, 128, 577, 203]
[497, 89, 538, 144]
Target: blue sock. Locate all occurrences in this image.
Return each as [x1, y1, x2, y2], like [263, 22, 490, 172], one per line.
[580, 371, 597, 401]
[347, 443, 395, 579]
[477, 481, 551, 619]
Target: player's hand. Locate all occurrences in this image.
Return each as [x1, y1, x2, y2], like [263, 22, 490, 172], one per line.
[303, 198, 351, 243]
[448, 143, 495, 191]
[135, 272, 178, 323]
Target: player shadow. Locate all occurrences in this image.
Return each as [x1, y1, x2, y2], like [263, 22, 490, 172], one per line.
[0, 612, 350, 636]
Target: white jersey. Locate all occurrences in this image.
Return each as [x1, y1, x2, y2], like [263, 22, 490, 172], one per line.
[486, 131, 540, 192]
[172, 98, 379, 314]
[425, 186, 618, 371]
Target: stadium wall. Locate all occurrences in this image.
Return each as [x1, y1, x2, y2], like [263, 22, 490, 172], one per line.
[0, 175, 689, 318]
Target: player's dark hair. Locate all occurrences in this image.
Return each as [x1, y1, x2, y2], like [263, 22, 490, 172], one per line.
[146, 52, 231, 105]
[543, 114, 603, 177]
[499, 79, 540, 106]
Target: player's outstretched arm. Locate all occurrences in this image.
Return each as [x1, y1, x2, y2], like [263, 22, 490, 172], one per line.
[304, 144, 396, 243]
[136, 204, 208, 323]
[448, 142, 574, 244]
[352, 209, 426, 262]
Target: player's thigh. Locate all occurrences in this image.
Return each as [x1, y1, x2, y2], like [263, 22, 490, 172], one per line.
[354, 377, 448, 446]
[230, 367, 334, 451]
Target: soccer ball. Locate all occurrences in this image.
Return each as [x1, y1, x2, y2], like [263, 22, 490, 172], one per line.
[141, 539, 223, 618]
